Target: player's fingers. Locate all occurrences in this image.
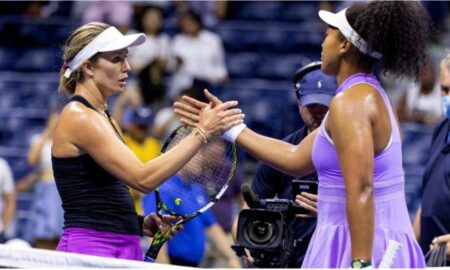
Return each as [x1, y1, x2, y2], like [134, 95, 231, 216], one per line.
[223, 108, 243, 117]
[145, 213, 162, 231]
[215, 100, 239, 111]
[179, 118, 198, 127]
[222, 113, 245, 124]
[162, 215, 179, 222]
[181, 95, 208, 109]
[204, 89, 223, 106]
[174, 108, 200, 122]
[174, 101, 201, 115]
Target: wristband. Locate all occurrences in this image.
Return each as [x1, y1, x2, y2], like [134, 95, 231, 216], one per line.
[222, 123, 246, 143]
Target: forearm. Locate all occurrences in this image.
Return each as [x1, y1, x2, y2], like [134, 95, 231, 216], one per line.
[2, 194, 16, 232]
[236, 128, 313, 177]
[27, 139, 45, 165]
[137, 132, 204, 192]
[346, 191, 374, 261]
[207, 225, 238, 261]
[413, 207, 421, 241]
[155, 243, 170, 264]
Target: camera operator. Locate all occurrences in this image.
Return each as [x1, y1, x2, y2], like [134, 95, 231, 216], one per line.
[232, 62, 337, 267]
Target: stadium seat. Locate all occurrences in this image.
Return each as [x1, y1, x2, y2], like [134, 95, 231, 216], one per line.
[15, 48, 60, 72]
[226, 52, 261, 78]
[280, 2, 320, 22]
[0, 47, 20, 71]
[234, 2, 282, 21]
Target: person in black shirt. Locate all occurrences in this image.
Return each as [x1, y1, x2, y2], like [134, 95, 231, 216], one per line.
[414, 54, 450, 264]
[52, 22, 244, 260]
[232, 61, 337, 267]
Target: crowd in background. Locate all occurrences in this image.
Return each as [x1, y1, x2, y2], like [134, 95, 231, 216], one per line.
[0, 0, 449, 267]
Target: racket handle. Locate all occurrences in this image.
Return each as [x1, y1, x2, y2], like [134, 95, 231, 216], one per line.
[378, 240, 402, 268]
[143, 256, 155, 263]
[144, 242, 163, 262]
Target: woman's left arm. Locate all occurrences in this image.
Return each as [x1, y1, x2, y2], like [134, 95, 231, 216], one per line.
[327, 86, 376, 262]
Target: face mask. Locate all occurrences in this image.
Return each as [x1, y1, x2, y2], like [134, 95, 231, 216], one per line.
[443, 95, 450, 119]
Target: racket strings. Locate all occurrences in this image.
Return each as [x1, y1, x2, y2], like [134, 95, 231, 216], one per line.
[159, 128, 236, 216]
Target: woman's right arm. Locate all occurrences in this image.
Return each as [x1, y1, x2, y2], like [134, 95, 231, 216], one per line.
[54, 101, 243, 193]
[235, 128, 316, 177]
[174, 91, 316, 177]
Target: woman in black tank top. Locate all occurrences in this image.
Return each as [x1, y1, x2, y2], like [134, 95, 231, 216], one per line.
[52, 22, 244, 260]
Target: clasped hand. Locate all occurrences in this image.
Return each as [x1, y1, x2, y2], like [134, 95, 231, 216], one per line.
[174, 89, 243, 136]
[143, 213, 182, 239]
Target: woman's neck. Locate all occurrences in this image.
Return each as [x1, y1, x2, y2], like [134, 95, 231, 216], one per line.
[336, 61, 372, 86]
[74, 82, 108, 112]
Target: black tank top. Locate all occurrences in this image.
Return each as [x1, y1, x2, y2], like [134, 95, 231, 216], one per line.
[52, 96, 140, 235]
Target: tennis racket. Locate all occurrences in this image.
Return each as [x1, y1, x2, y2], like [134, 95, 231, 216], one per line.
[144, 126, 237, 262]
[378, 240, 402, 268]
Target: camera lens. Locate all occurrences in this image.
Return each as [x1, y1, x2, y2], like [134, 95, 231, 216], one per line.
[247, 219, 275, 244]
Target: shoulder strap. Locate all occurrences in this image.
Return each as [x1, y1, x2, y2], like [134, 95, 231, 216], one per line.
[69, 95, 126, 144]
[69, 95, 97, 111]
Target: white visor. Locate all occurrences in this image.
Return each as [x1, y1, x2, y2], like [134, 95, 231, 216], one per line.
[64, 26, 146, 78]
[318, 8, 382, 60]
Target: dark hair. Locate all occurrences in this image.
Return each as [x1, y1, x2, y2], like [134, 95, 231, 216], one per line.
[180, 9, 203, 29]
[346, 1, 433, 80]
[137, 5, 164, 34]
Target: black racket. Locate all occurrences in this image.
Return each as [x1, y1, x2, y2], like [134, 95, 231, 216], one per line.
[144, 126, 237, 262]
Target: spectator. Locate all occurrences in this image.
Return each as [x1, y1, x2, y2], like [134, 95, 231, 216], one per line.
[22, 113, 63, 250]
[112, 100, 161, 216]
[127, 6, 170, 109]
[397, 61, 442, 125]
[80, 1, 133, 34]
[174, 1, 228, 28]
[413, 53, 450, 264]
[128, 6, 169, 74]
[167, 9, 228, 99]
[0, 157, 15, 244]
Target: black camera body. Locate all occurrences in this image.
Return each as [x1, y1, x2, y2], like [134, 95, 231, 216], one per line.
[234, 195, 301, 268]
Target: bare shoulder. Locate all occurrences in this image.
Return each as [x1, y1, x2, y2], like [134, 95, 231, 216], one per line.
[328, 83, 380, 117]
[53, 102, 107, 156]
[58, 102, 101, 133]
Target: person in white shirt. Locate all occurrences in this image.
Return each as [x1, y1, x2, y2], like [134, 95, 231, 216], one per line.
[0, 157, 15, 243]
[397, 62, 443, 125]
[128, 6, 170, 74]
[168, 10, 228, 99]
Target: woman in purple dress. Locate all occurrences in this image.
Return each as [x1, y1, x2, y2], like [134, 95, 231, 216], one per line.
[174, 1, 431, 268]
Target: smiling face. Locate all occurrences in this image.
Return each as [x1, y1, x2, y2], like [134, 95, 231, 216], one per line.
[92, 48, 131, 95]
[321, 27, 345, 76]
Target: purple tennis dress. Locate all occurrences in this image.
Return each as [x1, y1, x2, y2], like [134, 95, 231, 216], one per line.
[302, 73, 426, 268]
